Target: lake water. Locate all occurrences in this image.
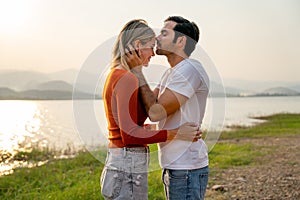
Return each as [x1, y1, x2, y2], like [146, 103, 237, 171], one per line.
[0, 96, 300, 175]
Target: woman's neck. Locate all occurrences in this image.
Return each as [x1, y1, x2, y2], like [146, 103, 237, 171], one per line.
[115, 65, 127, 70]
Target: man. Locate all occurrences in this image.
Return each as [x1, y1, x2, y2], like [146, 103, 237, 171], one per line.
[127, 16, 209, 200]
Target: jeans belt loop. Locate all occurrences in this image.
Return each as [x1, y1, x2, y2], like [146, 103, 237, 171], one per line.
[146, 146, 149, 165]
[123, 147, 127, 157]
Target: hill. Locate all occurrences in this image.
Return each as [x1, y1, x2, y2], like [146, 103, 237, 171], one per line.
[259, 87, 300, 96]
[0, 71, 51, 91]
[0, 69, 299, 99]
[35, 80, 73, 91]
[0, 87, 96, 100]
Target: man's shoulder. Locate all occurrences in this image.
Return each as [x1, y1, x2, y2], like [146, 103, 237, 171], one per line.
[175, 59, 201, 70]
[186, 58, 204, 70]
[188, 59, 209, 78]
[175, 59, 207, 77]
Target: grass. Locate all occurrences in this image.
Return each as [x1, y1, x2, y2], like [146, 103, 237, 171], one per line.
[1, 151, 105, 200]
[0, 113, 299, 199]
[220, 113, 300, 139]
[208, 143, 262, 169]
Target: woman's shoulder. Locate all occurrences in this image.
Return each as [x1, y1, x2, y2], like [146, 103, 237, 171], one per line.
[109, 68, 138, 84]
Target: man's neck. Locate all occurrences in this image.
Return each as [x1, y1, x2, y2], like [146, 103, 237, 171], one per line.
[167, 54, 188, 68]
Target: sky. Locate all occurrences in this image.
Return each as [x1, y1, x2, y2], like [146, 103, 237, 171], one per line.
[0, 0, 299, 82]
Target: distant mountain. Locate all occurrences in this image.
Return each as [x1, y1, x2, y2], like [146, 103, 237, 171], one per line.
[0, 70, 51, 91]
[1, 69, 299, 99]
[223, 78, 300, 92]
[209, 81, 256, 97]
[0, 68, 99, 99]
[0, 87, 18, 99]
[19, 90, 95, 100]
[0, 69, 80, 90]
[35, 80, 73, 91]
[224, 87, 241, 95]
[290, 85, 300, 93]
[209, 81, 225, 97]
[48, 69, 79, 85]
[19, 90, 74, 100]
[225, 87, 257, 97]
[259, 87, 300, 96]
[0, 88, 96, 100]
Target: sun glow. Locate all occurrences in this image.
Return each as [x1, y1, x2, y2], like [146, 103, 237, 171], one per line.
[0, 0, 34, 34]
[0, 101, 41, 152]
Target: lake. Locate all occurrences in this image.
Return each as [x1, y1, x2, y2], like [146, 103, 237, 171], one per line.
[0, 96, 300, 174]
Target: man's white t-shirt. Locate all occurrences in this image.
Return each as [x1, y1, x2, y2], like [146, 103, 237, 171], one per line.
[157, 58, 210, 170]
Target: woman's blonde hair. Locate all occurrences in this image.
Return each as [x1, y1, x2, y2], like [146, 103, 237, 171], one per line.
[111, 19, 155, 71]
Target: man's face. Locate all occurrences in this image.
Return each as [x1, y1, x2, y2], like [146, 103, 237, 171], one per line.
[156, 21, 177, 56]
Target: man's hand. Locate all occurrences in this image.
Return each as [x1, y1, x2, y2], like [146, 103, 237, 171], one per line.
[125, 44, 143, 71]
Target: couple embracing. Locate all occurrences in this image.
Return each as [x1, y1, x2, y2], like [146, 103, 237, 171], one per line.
[100, 16, 210, 200]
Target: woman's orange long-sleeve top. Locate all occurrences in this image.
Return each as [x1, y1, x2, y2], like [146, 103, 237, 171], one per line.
[103, 68, 167, 148]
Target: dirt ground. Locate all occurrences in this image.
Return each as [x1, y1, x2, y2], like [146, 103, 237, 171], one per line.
[205, 136, 300, 200]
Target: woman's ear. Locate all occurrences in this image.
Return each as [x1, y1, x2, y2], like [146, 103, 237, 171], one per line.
[132, 40, 141, 49]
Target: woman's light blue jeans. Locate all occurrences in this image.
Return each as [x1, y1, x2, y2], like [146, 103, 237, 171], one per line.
[162, 166, 209, 200]
[100, 147, 149, 200]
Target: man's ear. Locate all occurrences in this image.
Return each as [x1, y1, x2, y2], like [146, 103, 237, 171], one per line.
[177, 36, 187, 48]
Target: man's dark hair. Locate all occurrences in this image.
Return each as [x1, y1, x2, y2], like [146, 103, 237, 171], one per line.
[165, 16, 200, 56]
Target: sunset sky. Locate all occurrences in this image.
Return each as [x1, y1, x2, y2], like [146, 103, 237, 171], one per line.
[0, 0, 299, 82]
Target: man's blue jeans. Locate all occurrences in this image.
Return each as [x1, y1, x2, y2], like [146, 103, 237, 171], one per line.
[162, 166, 209, 200]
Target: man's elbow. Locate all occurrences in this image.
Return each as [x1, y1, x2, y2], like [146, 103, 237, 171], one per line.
[148, 113, 164, 122]
[148, 104, 167, 122]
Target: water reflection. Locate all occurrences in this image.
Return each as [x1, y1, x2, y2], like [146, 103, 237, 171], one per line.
[0, 100, 46, 175]
[1, 97, 299, 176]
[0, 100, 96, 176]
[0, 101, 45, 151]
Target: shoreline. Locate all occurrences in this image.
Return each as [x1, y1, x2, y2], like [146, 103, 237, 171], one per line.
[0, 113, 299, 199]
[1, 112, 299, 176]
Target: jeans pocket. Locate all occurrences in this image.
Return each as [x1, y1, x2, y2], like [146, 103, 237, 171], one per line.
[100, 168, 124, 199]
[164, 170, 188, 199]
[198, 167, 209, 199]
[168, 169, 188, 179]
[133, 155, 148, 173]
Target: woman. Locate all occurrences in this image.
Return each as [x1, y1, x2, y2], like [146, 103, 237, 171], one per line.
[100, 19, 199, 200]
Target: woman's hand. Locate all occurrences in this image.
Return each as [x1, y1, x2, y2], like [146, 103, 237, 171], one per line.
[167, 122, 201, 142]
[125, 44, 143, 71]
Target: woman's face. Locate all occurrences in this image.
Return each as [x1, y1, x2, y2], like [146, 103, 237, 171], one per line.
[139, 37, 155, 66]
